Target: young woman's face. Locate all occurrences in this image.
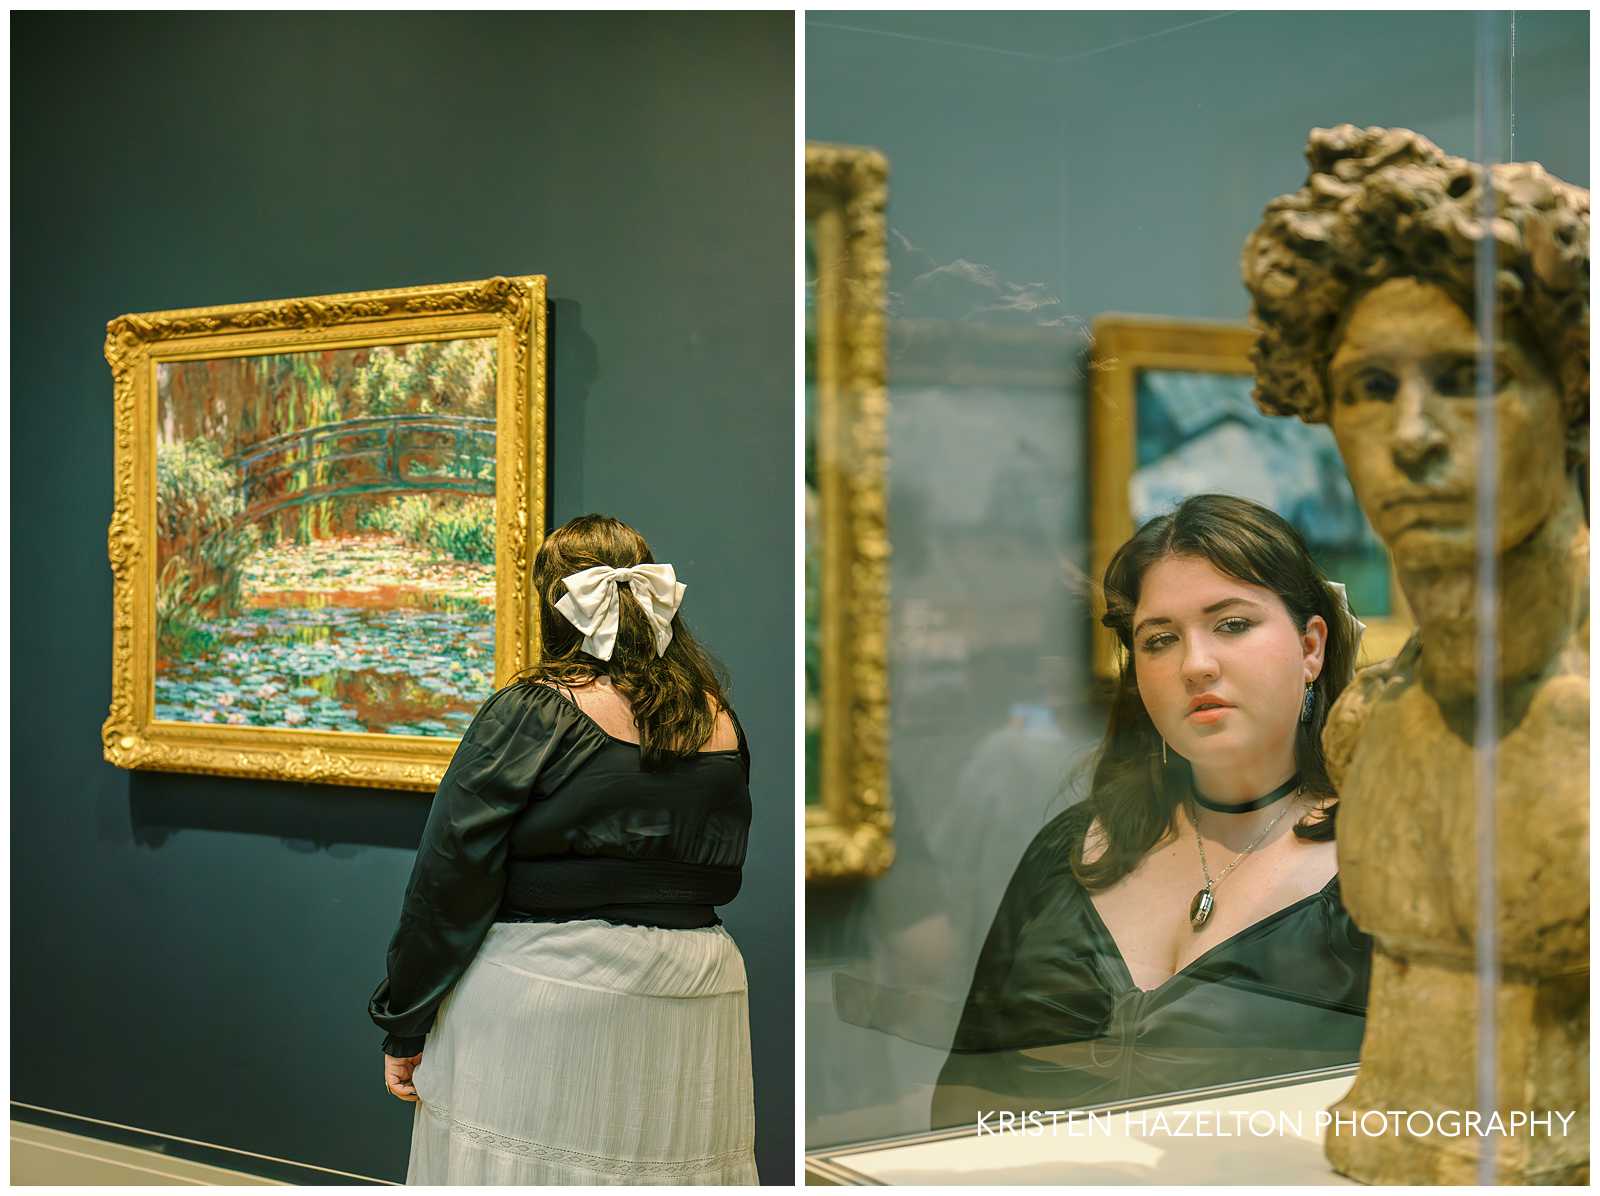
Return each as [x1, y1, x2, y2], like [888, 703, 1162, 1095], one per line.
[1131, 554, 1326, 784]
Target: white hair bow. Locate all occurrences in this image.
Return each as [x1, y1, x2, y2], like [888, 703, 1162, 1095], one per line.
[554, 564, 685, 661]
[1327, 580, 1368, 651]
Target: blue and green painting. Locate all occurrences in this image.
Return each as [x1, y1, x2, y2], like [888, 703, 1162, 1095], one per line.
[153, 338, 499, 735]
[1132, 368, 1393, 617]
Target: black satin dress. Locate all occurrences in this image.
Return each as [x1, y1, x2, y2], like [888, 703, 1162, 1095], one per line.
[368, 681, 751, 1057]
[932, 802, 1372, 1128]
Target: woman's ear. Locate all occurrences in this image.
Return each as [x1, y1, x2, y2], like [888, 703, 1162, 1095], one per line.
[1302, 613, 1329, 682]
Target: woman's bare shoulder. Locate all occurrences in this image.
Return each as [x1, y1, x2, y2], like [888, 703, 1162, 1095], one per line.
[705, 693, 738, 751]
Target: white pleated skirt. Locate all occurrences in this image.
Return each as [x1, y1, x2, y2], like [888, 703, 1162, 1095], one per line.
[406, 918, 757, 1185]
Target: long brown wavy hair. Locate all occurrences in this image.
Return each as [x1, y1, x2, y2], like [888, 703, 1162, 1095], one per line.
[516, 514, 731, 768]
[1072, 494, 1359, 893]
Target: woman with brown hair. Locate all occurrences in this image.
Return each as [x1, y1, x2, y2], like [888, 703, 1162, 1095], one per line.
[933, 493, 1373, 1126]
[369, 514, 756, 1184]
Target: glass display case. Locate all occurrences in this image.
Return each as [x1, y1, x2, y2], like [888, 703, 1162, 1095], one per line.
[804, 10, 1589, 1185]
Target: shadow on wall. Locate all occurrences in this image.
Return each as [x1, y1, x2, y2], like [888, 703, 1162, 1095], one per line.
[118, 769, 428, 853]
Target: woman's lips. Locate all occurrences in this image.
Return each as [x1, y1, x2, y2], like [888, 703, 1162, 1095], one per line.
[1187, 705, 1233, 724]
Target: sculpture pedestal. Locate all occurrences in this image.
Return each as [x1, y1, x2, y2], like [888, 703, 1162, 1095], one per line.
[1325, 948, 1588, 1185]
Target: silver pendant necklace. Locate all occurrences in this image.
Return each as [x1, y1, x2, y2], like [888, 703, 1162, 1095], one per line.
[1189, 786, 1302, 930]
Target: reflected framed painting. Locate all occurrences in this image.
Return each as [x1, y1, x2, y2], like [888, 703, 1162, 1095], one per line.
[1088, 315, 1412, 685]
[806, 142, 893, 881]
[102, 275, 547, 790]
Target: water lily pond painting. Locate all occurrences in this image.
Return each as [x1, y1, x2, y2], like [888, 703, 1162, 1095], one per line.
[104, 275, 545, 790]
[153, 338, 499, 737]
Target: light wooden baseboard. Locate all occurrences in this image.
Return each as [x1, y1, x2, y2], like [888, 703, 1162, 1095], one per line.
[11, 1121, 283, 1186]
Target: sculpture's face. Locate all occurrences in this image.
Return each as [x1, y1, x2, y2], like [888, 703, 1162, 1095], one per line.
[1133, 554, 1325, 783]
[1327, 278, 1567, 568]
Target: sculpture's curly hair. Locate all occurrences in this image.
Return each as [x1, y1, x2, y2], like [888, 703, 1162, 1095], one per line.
[1242, 124, 1589, 470]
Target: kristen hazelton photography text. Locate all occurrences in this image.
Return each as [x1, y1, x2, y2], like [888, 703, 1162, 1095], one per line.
[973, 1108, 1581, 1141]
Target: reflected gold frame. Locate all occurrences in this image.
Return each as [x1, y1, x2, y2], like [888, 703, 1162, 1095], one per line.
[103, 275, 547, 791]
[1089, 315, 1413, 685]
[806, 142, 892, 881]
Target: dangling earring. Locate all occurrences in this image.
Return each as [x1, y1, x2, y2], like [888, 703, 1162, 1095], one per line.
[1299, 682, 1316, 724]
[1162, 737, 1169, 765]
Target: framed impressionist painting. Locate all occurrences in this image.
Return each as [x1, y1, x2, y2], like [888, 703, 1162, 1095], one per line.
[103, 275, 547, 790]
[806, 142, 893, 882]
[1089, 316, 1412, 684]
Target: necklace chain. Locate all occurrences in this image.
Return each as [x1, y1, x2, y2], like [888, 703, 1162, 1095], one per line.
[1194, 787, 1302, 891]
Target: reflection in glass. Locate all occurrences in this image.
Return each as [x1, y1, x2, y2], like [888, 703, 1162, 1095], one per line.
[804, 8, 1589, 1166]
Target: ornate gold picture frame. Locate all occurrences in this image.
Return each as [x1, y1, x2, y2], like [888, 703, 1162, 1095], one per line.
[103, 275, 547, 790]
[805, 143, 892, 881]
[1089, 315, 1412, 685]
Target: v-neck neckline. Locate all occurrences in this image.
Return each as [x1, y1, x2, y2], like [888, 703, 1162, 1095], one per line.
[1082, 875, 1339, 997]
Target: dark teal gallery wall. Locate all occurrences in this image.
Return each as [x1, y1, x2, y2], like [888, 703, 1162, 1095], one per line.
[12, 12, 794, 1184]
[807, 10, 1588, 324]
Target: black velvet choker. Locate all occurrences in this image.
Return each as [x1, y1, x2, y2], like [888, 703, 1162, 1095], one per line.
[1190, 773, 1300, 813]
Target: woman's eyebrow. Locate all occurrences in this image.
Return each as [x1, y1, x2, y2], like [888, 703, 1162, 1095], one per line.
[1133, 597, 1261, 636]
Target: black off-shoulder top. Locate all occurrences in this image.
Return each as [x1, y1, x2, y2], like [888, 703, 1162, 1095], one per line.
[931, 802, 1372, 1128]
[368, 681, 752, 1057]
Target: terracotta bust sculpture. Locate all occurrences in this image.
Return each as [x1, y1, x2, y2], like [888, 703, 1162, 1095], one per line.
[1243, 126, 1588, 1184]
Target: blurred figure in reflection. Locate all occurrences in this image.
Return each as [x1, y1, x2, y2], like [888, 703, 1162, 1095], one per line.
[934, 494, 1372, 1126]
[832, 658, 1080, 1040]
[929, 655, 1081, 980]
